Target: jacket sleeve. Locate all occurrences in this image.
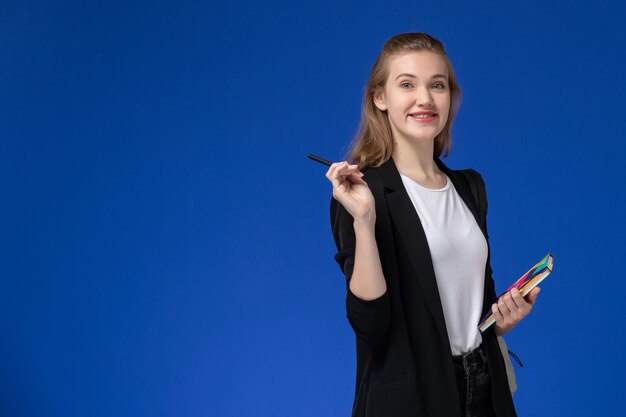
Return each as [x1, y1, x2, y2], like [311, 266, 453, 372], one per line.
[330, 196, 391, 347]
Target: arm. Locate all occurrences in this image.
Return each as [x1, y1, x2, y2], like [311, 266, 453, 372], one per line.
[331, 199, 387, 300]
[349, 216, 386, 300]
[328, 162, 390, 345]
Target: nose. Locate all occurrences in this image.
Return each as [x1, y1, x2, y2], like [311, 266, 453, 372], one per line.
[415, 86, 433, 107]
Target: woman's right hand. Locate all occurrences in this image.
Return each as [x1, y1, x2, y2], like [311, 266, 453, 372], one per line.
[326, 161, 376, 225]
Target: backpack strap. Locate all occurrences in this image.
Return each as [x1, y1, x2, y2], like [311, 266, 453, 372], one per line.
[458, 169, 487, 229]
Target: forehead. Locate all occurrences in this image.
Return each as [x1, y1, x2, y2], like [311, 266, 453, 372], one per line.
[386, 51, 449, 79]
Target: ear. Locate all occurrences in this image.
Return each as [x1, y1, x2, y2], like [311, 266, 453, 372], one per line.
[373, 86, 387, 111]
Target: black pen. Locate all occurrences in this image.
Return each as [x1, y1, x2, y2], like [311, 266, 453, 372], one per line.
[307, 153, 333, 167]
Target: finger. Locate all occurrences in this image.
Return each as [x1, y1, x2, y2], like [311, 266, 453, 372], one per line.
[327, 162, 348, 189]
[337, 166, 364, 186]
[326, 162, 344, 180]
[511, 288, 534, 316]
[347, 164, 363, 176]
[329, 168, 342, 190]
[497, 296, 512, 318]
[332, 176, 346, 194]
[333, 162, 353, 182]
[510, 288, 527, 310]
[501, 293, 519, 319]
[492, 303, 504, 325]
[525, 287, 541, 306]
[337, 165, 362, 178]
[347, 171, 365, 182]
[337, 175, 351, 193]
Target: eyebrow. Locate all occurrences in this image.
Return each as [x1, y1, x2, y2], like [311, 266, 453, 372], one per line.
[395, 73, 448, 81]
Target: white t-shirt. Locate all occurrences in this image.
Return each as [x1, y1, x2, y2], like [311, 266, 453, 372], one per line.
[400, 173, 488, 356]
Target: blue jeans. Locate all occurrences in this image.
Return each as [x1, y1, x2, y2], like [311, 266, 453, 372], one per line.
[452, 345, 497, 417]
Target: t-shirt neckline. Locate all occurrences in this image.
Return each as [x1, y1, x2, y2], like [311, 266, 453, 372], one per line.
[400, 173, 450, 192]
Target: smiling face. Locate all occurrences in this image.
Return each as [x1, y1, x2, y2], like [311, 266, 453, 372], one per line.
[373, 51, 451, 148]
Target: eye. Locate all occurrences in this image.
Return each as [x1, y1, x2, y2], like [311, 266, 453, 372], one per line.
[400, 82, 413, 89]
[432, 83, 446, 90]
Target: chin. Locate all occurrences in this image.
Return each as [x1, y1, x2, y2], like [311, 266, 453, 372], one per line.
[410, 129, 443, 142]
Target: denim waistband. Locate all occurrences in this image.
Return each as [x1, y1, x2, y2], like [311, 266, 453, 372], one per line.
[452, 344, 487, 375]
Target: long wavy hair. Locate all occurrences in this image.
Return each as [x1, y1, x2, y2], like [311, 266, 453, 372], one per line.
[347, 33, 462, 169]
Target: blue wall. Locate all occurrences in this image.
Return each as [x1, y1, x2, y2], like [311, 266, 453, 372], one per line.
[2, 1, 625, 416]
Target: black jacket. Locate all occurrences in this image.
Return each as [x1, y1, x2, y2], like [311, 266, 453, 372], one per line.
[330, 157, 517, 417]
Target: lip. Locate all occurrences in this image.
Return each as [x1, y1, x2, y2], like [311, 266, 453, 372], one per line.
[409, 112, 437, 122]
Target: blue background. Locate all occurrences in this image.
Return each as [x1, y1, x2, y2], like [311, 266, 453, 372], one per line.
[2, 1, 625, 416]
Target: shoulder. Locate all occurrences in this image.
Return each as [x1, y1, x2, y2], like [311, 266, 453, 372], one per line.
[362, 165, 380, 183]
[446, 163, 487, 189]
[361, 165, 386, 196]
[457, 168, 485, 183]
[437, 157, 485, 178]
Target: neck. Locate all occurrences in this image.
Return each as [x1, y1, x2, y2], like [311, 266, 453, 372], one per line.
[391, 137, 440, 179]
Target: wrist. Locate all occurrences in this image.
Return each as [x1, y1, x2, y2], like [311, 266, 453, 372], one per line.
[353, 215, 376, 232]
[494, 323, 513, 337]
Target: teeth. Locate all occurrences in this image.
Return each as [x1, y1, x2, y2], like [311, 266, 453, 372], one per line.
[412, 114, 434, 119]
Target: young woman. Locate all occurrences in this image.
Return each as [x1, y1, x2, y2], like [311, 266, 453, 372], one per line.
[325, 33, 539, 417]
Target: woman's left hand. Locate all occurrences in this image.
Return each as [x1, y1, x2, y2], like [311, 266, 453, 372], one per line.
[492, 287, 540, 336]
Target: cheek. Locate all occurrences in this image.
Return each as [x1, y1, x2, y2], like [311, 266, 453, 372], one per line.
[440, 108, 451, 121]
[388, 106, 406, 121]
[439, 100, 451, 121]
[439, 96, 451, 112]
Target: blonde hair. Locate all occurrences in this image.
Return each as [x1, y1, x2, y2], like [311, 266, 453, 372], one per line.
[347, 32, 462, 169]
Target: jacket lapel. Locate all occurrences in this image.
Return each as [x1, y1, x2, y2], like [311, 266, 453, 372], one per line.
[376, 158, 449, 343]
